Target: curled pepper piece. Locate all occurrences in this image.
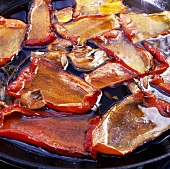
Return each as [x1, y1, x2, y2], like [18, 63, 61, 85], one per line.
[6, 58, 101, 113]
[0, 16, 27, 65]
[120, 11, 170, 42]
[54, 14, 120, 45]
[86, 91, 170, 156]
[24, 0, 56, 46]
[68, 45, 109, 71]
[0, 104, 95, 158]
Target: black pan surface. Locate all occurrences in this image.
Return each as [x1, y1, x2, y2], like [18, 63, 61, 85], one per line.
[0, 0, 170, 168]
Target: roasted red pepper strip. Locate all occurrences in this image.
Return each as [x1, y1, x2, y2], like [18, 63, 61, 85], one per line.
[6, 58, 101, 113]
[0, 16, 27, 65]
[0, 104, 95, 158]
[120, 11, 170, 42]
[85, 91, 170, 156]
[24, 0, 56, 46]
[54, 14, 120, 45]
[84, 61, 137, 89]
[92, 30, 154, 74]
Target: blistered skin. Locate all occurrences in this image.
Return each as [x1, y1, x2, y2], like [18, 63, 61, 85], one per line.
[6, 58, 101, 113]
[24, 0, 56, 46]
[54, 14, 120, 45]
[0, 16, 27, 65]
[88, 92, 170, 155]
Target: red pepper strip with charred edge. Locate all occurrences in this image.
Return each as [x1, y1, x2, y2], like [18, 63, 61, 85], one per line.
[150, 76, 170, 94]
[144, 92, 170, 117]
[94, 30, 169, 75]
[0, 105, 96, 158]
[84, 61, 137, 89]
[54, 14, 120, 45]
[24, 0, 56, 46]
[143, 42, 169, 75]
[85, 91, 170, 156]
[0, 16, 27, 65]
[6, 58, 101, 113]
[92, 30, 154, 74]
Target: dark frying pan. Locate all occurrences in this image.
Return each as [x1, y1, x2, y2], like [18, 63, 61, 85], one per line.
[0, 0, 170, 168]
